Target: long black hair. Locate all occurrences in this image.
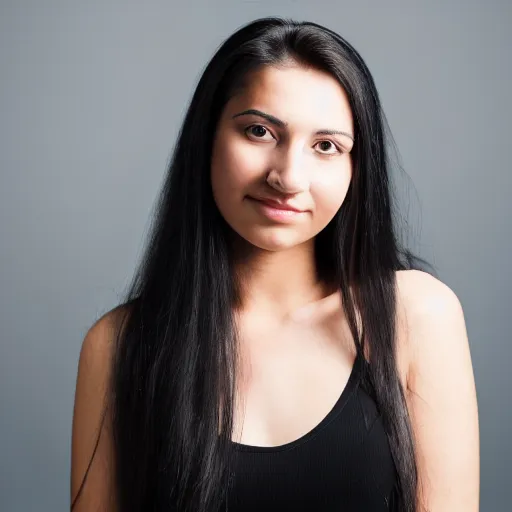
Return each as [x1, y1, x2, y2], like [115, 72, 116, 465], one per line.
[73, 16, 436, 512]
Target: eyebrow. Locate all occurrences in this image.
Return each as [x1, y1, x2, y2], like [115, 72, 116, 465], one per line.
[231, 109, 355, 142]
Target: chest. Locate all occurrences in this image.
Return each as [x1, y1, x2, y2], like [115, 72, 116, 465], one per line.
[231, 310, 357, 447]
[230, 301, 410, 448]
[226, 383, 398, 512]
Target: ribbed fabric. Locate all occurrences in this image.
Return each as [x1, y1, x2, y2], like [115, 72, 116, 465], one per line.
[223, 352, 399, 511]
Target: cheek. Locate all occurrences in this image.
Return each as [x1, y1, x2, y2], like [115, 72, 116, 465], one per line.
[211, 140, 238, 207]
[211, 136, 265, 201]
[311, 167, 352, 221]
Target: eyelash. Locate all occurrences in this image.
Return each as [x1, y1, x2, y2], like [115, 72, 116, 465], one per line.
[244, 124, 344, 156]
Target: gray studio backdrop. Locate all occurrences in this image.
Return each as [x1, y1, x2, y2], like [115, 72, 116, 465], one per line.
[1, 1, 510, 510]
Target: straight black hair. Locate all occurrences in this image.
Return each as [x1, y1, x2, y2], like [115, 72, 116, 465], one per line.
[73, 16, 436, 512]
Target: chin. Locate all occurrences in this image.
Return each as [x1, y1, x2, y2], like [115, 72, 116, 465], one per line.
[234, 226, 313, 252]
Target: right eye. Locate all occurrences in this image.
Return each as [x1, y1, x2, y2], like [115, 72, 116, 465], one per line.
[245, 124, 275, 141]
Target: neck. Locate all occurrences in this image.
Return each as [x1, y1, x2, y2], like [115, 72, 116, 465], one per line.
[231, 236, 336, 323]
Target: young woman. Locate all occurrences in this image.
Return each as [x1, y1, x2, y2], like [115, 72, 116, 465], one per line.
[71, 17, 479, 512]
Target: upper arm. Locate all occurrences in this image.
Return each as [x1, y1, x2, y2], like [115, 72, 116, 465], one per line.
[401, 271, 480, 511]
[71, 308, 127, 511]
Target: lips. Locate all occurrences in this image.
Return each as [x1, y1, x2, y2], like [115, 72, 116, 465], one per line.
[249, 196, 305, 213]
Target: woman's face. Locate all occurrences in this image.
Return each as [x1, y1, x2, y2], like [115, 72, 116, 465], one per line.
[210, 64, 355, 252]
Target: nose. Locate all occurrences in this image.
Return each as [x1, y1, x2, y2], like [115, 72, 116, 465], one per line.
[266, 144, 310, 195]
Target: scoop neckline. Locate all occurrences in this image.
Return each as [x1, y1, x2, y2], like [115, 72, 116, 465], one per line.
[230, 351, 364, 453]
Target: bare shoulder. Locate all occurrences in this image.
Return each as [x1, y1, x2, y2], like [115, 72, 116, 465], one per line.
[82, 304, 132, 362]
[71, 304, 133, 511]
[395, 269, 466, 386]
[396, 268, 461, 316]
[396, 270, 479, 510]
[77, 306, 127, 371]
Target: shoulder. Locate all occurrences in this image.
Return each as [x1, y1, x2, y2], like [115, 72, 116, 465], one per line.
[79, 304, 132, 363]
[396, 269, 461, 317]
[71, 304, 133, 510]
[395, 269, 468, 389]
[395, 273, 479, 509]
[75, 304, 131, 390]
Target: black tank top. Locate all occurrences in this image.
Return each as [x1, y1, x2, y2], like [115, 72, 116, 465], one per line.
[223, 351, 400, 511]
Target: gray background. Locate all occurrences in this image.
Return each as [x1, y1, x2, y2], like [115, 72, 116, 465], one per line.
[1, 1, 510, 510]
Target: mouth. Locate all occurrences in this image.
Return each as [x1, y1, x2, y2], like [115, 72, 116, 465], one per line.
[246, 196, 307, 222]
[247, 196, 305, 213]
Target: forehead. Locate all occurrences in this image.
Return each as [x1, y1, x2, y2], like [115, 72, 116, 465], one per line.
[224, 65, 354, 132]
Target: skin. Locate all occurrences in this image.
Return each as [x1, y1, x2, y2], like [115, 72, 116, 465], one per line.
[71, 63, 479, 511]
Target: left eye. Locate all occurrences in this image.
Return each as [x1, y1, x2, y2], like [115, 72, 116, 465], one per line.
[315, 140, 341, 155]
